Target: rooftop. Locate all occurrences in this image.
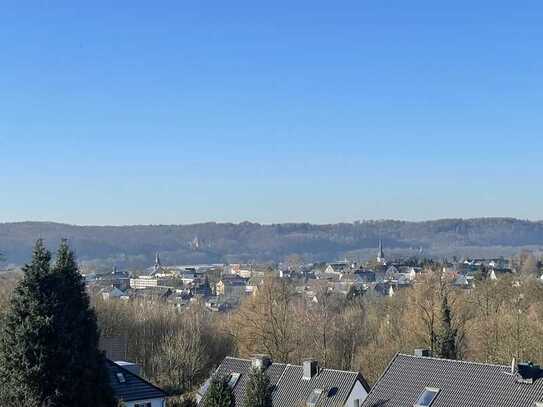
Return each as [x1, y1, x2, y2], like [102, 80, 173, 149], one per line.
[105, 359, 167, 402]
[201, 356, 369, 407]
[362, 353, 543, 407]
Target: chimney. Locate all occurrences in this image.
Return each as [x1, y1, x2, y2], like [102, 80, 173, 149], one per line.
[303, 359, 319, 380]
[252, 354, 272, 370]
[516, 362, 541, 384]
[415, 349, 432, 358]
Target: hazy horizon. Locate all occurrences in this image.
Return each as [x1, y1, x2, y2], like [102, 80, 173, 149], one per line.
[2, 216, 542, 228]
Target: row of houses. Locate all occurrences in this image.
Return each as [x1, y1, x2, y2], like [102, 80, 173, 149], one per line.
[106, 346, 543, 406]
[195, 351, 543, 407]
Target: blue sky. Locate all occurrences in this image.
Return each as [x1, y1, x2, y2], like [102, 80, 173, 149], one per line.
[1, 1, 542, 225]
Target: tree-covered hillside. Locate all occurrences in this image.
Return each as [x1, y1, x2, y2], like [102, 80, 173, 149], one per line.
[0, 218, 542, 268]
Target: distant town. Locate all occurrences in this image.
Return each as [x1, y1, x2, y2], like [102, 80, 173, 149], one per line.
[85, 240, 530, 312]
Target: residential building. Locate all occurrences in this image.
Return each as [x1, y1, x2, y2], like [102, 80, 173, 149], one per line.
[100, 286, 129, 301]
[130, 276, 171, 290]
[198, 355, 369, 407]
[353, 270, 376, 283]
[106, 359, 167, 407]
[453, 274, 473, 289]
[324, 262, 350, 275]
[181, 270, 205, 285]
[205, 296, 232, 312]
[229, 263, 260, 278]
[216, 276, 247, 298]
[111, 266, 131, 291]
[362, 351, 543, 407]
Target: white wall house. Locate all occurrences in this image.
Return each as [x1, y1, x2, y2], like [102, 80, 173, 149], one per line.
[345, 379, 369, 407]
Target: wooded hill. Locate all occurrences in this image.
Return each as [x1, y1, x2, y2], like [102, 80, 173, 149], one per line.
[1, 218, 542, 268]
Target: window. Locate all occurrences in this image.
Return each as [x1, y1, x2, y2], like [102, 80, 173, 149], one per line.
[307, 388, 323, 407]
[228, 372, 241, 388]
[414, 387, 440, 407]
[116, 372, 126, 383]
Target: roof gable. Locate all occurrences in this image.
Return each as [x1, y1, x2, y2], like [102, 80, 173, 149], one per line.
[273, 365, 363, 407]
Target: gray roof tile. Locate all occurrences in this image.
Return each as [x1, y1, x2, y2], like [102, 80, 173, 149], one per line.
[362, 353, 543, 407]
[205, 357, 367, 407]
[106, 359, 167, 402]
[273, 365, 362, 407]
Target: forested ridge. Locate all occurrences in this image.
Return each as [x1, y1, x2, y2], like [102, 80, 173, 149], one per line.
[1, 218, 542, 266]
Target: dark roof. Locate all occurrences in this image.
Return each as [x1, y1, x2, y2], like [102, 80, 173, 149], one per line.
[220, 276, 248, 286]
[362, 353, 543, 407]
[106, 359, 167, 402]
[208, 357, 287, 404]
[327, 263, 350, 272]
[273, 364, 366, 407]
[202, 357, 368, 407]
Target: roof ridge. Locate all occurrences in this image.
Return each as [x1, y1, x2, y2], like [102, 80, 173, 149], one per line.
[224, 356, 252, 362]
[275, 363, 291, 388]
[397, 353, 511, 369]
[317, 366, 360, 375]
[224, 356, 289, 367]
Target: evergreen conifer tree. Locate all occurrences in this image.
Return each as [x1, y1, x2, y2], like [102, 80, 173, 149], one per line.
[436, 291, 458, 360]
[0, 239, 114, 406]
[201, 375, 234, 407]
[243, 367, 272, 407]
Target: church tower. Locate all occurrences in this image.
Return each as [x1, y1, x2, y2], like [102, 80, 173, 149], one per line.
[153, 252, 162, 275]
[377, 240, 386, 265]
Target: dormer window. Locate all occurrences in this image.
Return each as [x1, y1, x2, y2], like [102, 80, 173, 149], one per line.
[414, 387, 440, 407]
[307, 388, 323, 407]
[228, 372, 241, 388]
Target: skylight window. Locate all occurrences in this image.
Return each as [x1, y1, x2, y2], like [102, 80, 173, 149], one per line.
[307, 388, 324, 407]
[228, 372, 241, 388]
[116, 372, 126, 383]
[414, 387, 440, 407]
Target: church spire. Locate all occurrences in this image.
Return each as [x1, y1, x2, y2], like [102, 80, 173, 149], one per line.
[153, 252, 161, 274]
[377, 239, 386, 265]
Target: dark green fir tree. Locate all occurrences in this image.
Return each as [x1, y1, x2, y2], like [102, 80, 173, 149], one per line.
[201, 375, 234, 407]
[436, 291, 458, 360]
[243, 367, 273, 407]
[0, 239, 115, 406]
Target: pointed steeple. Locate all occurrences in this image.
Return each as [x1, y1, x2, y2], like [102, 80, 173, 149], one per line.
[377, 239, 385, 264]
[155, 252, 161, 266]
[153, 252, 162, 274]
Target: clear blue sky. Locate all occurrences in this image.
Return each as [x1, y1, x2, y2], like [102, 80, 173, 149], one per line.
[1, 1, 542, 225]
